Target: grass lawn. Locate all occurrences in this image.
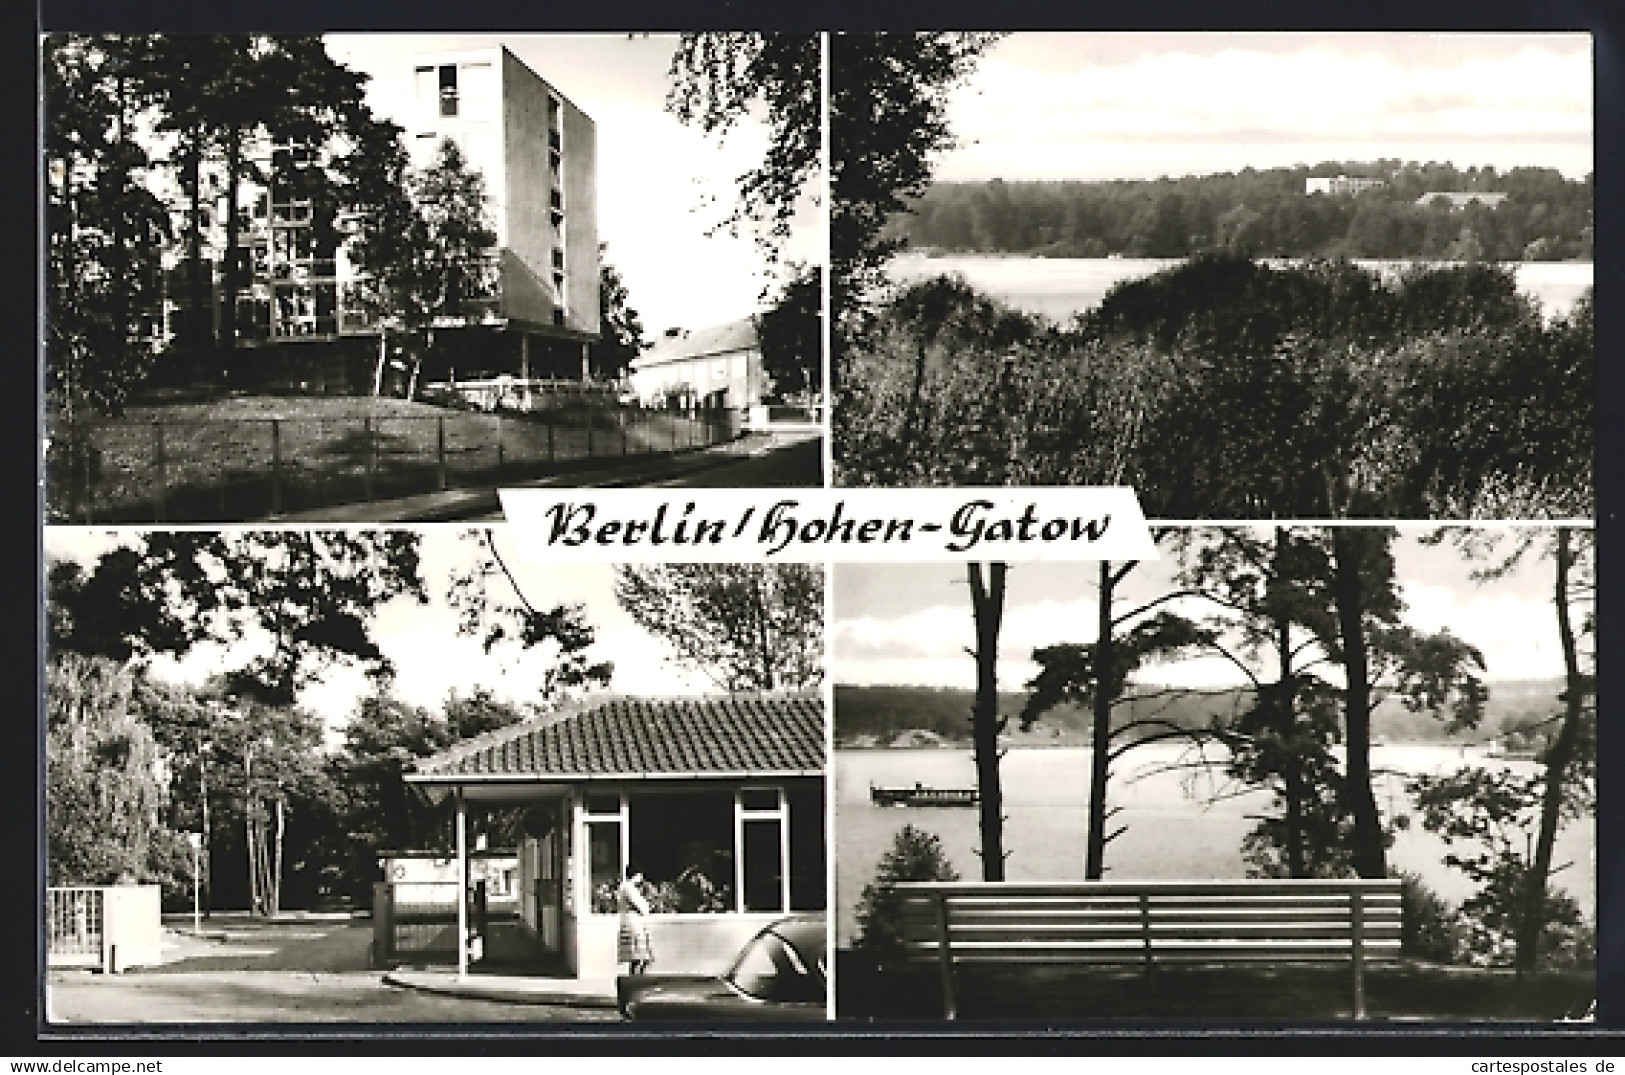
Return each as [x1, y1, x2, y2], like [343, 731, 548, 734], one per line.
[834, 952, 1596, 1023]
[47, 395, 737, 522]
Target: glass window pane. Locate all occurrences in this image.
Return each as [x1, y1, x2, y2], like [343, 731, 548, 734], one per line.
[588, 819, 621, 914]
[740, 789, 778, 812]
[742, 818, 783, 912]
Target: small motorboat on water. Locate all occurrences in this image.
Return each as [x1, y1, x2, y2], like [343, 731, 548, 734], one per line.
[869, 781, 980, 808]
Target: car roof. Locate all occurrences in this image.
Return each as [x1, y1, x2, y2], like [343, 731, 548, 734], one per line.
[766, 916, 826, 959]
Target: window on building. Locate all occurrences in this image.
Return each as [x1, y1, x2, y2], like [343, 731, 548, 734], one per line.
[738, 788, 788, 913]
[584, 794, 625, 914]
[628, 791, 735, 914]
[613, 787, 824, 916]
[438, 64, 458, 118]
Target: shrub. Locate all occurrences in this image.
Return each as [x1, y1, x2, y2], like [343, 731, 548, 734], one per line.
[1397, 869, 1465, 964]
[853, 824, 959, 957]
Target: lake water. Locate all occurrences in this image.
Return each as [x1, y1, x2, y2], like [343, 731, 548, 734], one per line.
[887, 254, 1594, 324]
[834, 745, 1595, 947]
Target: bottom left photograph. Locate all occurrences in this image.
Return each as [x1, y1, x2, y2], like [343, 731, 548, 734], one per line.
[42, 527, 829, 1025]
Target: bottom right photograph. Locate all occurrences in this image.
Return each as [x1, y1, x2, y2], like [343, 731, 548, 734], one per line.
[830, 525, 1595, 1023]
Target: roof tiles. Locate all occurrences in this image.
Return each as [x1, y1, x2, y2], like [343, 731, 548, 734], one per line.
[409, 694, 825, 782]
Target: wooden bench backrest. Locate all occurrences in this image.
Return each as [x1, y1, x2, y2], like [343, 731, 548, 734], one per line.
[892, 879, 1404, 965]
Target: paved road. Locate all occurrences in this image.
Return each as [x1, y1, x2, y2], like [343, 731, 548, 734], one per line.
[47, 970, 618, 1024]
[466, 436, 824, 520]
[47, 916, 617, 1025]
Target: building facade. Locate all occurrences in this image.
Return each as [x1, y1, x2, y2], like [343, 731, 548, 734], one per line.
[628, 319, 767, 411]
[1305, 175, 1387, 196]
[1415, 191, 1510, 211]
[404, 47, 600, 350]
[405, 694, 827, 980]
[127, 46, 599, 388]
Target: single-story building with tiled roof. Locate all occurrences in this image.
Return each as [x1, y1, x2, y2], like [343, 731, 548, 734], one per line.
[403, 693, 826, 980]
[627, 318, 767, 411]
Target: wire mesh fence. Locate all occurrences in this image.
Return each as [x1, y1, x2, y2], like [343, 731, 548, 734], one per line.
[45, 406, 742, 523]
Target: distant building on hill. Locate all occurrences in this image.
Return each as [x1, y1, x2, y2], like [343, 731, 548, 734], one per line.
[1416, 191, 1509, 211]
[1305, 175, 1387, 196]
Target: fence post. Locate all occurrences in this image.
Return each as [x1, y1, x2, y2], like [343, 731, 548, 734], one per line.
[671, 417, 678, 452]
[152, 422, 167, 523]
[496, 414, 505, 471]
[548, 416, 556, 462]
[1351, 887, 1367, 1020]
[586, 410, 595, 457]
[364, 417, 375, 502]
[270, 420, 283, 516]
[436, 416, 447, 491]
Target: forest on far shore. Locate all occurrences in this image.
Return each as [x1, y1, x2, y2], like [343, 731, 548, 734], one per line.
[884, 162, 1592, 262]
[835, 680, 1570, 751]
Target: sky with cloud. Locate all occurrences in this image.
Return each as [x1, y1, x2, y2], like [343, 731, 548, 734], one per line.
[833, 527, 1587, 692]
[323, 33, 823, 337]
[933, 33, 1593, 182]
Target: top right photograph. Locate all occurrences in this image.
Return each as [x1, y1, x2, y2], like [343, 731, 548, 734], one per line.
[829, 32, 1594, 521]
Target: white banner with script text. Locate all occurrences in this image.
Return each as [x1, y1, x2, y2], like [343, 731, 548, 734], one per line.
[497, 486, 1156, 562]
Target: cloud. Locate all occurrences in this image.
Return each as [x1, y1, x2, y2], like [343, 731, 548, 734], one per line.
[1399, 580, 1564, 680]
[938, 36, 1592, 181]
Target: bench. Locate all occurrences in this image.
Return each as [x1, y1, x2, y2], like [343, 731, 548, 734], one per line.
[892, 879, 1404, 1019]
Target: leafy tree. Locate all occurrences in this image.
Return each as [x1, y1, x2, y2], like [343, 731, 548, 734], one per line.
[1171, 527, 1354, 879]
[328, 686, 533, 898]
[445, 530, 612, 704]
[592, 246, 646, 381]
[1021, 556, 1216, 879]
[49, 532, 428, 707]
[853, 824, 959, 957]
[411, 138, 500, 324]
[966, 562, 1008, 881]
[827, 34, 1002, 324]
[43, 34, 170, 417]
[613, 564, 823, 692]
[46, 654, 183, 888]
[1313, 527, 1490, 879]
[47, 549, 194, 662]
[666, 33, 820, 260]
[1409, 766, 1591, 969]
[1414, 526, 1595, 973]
[755, 263, 822, 399]
[667, 32, 1000, 341]
[835, 276, 1171, 487]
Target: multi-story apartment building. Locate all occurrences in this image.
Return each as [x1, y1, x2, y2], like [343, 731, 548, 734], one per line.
[140, 45, 599, 390]
[403, 46, 600, 382]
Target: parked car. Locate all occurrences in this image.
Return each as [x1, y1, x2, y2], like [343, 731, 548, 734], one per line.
[618, 915, 827, 1022]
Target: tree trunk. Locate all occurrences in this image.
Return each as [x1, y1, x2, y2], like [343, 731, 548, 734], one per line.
[1273, 527, 1306, 878]
[1514, 528, 1587, 976]
[1086, 560, 1115, 880]
[1330, 527, 1386, 879]
[968, 562, 1007, 882]
[220, 126, 242, 351]
[183, 133, 207, 369]
[272, 796, 285, 917]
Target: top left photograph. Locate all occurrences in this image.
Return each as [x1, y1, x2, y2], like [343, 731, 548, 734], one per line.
[43, 33, 827, 524]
